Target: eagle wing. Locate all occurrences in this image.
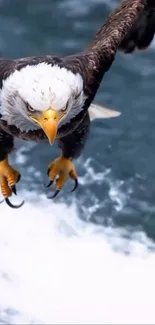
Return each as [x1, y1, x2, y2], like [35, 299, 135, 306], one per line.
[70, 0, 155, 113]
[63, 1, 152, 102]
[86, 0, 149, 54]
[119, 1, 155, 53]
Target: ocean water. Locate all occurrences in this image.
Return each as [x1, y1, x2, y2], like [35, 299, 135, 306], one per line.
[0, 0, 155, 323]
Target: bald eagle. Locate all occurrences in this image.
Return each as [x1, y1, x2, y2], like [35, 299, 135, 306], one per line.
[0, 0, 154, 208]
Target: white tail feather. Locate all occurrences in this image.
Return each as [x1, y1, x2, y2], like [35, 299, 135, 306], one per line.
[88, 103, 121, 121]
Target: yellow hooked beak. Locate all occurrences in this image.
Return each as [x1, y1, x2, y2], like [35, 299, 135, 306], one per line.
[29, 108, 63, 145]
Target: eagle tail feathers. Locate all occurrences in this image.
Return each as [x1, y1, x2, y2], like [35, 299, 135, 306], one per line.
[88, 103, 121, 121]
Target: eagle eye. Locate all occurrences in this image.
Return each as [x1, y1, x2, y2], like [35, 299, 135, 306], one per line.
[26, 103, 35, 113]
[61, 100, 69, 113]
[61, 106, 67, 113]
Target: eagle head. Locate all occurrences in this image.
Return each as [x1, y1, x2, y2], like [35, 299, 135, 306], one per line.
[0, 63, 86, 144]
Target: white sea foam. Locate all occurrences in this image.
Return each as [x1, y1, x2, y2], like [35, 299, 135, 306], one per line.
[0, 189, 155, 324]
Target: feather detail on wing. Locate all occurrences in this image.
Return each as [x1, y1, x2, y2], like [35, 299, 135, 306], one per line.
[119, 2, 155, 53]
[88, 103, 121, 121]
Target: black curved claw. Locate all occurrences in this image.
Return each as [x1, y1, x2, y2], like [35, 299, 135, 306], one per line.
[16, 174, 21, 183]
[5, 197, 24, 209]
[71, 178, 78, 192]
[47, 168, 50, 176]
[50, 190, 60, 199]
[44, 180, 54, 188]
[11, 184, 17, 195]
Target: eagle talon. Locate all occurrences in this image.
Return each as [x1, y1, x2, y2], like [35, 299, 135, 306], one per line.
[16, 174, 21, 183]
[47, 154, 78, 196]
[49, 190, 60, 199]
[44, 180, 54, 188]
[0, 156, 23, 208]
[5, 197, 24, 209]
[71, 178, 78, 192]
[11, 184, 17, 195]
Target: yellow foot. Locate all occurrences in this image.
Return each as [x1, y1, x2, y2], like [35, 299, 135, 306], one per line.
[0, 157, 24, 208]
[46, 155, 78, 198]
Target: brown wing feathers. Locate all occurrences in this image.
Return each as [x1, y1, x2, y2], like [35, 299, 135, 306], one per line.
[76, 0, 150, 104]
[119, 1, 155, 53]
[87, 0, 148, 57]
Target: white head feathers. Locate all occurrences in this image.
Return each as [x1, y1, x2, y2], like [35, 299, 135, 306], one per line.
[0, 62, 86, 131]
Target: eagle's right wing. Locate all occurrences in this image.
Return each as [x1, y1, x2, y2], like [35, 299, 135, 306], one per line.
[119, 0, 155, 53]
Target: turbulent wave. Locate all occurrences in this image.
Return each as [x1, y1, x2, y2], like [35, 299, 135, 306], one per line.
[0, 146, 155, 324]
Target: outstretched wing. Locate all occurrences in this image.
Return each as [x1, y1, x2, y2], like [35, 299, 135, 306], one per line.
[86, 0, 148, 55]
[72, 0, 155, 113]
[67, 0, 153, 109]
[119, 1, 155, 53]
